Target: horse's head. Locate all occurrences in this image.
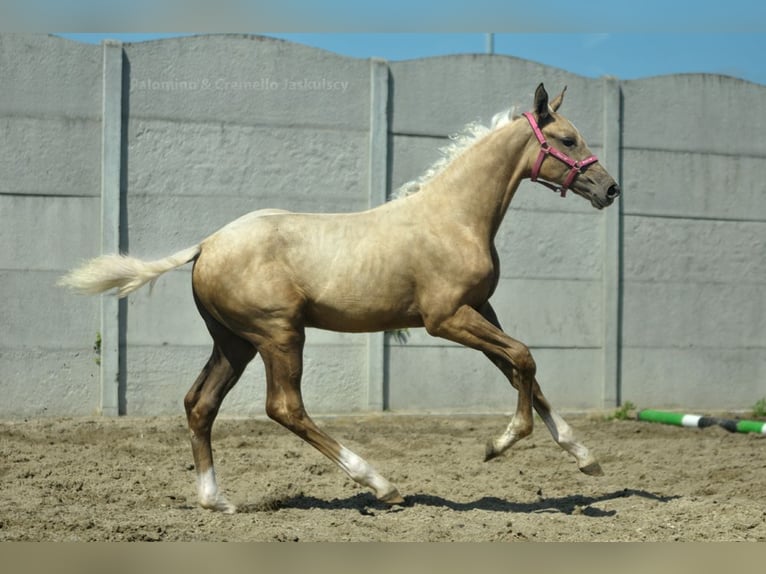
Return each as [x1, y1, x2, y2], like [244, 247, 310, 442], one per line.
[523, 83, 620, 209]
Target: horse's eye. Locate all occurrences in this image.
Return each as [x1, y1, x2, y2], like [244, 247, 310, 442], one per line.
[560, 137, 576, 148]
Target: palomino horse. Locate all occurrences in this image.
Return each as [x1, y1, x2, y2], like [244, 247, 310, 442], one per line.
[60, 84, 620, 513]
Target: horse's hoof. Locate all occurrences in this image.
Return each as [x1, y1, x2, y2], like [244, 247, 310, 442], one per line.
[378, 488, 405, 505]
[484, 441, 501, 462]
[579, 461, 604, 476]
[200, 496, 237, 514]
[220, 502, 238, 514]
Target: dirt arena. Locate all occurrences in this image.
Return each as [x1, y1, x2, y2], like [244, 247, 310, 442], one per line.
[2, 412, 765, 541]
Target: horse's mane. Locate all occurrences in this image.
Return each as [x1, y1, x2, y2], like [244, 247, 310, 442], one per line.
[394, 107, 518, 199]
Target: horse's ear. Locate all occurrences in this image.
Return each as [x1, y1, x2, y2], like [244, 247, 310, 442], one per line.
[534, 83, 550, 121]
[550, 85, 567, 112]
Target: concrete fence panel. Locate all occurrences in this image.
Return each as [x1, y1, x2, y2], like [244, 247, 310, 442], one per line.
[1, 34, 764, 418]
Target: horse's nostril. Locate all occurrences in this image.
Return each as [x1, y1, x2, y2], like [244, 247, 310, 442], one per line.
[607, 184, 621, 198]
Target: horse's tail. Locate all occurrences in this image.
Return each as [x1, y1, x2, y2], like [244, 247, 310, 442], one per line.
[58, 244, 201, 298]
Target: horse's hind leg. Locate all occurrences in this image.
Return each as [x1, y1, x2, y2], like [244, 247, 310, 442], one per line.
[184, 302, 256, 513]
[479, 302, 602, 475]
[256, 329, 404, 505]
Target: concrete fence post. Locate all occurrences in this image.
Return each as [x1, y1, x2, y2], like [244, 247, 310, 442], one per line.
[100, 40, 124, 416]
[601, 76, 623, 408]
[366, 58, 390, 411]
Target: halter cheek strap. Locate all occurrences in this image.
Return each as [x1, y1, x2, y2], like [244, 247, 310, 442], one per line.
[522, 112, 599, 198]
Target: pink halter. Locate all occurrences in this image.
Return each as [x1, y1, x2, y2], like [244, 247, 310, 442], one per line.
[522, 111, 599, 198]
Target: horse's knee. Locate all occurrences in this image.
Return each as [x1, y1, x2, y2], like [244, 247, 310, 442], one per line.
[186, 394, 222, 433]
[265, 397, 305, 430]
[510, 345, 536, 379]
[183, 389, 199, 418]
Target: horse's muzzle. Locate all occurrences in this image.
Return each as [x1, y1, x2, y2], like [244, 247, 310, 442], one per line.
[589, 183, 620, 209]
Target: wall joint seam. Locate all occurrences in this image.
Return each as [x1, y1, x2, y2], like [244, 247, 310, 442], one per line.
[365, 58, 390, 411]
[99, 39, 124, 416]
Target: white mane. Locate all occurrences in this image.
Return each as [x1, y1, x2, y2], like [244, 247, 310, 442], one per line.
[394, 107, 518, 199]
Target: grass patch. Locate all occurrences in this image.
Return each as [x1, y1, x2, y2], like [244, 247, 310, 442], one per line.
[605, 401, 636, 421]
[751, 398, 766, 418]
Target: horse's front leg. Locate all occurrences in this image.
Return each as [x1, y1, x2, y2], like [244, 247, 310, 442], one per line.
[479, 302, 602, 475]
[425, 304, 537, 457]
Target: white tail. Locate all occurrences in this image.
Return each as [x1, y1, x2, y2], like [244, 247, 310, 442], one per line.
[58, 244, 201, 298]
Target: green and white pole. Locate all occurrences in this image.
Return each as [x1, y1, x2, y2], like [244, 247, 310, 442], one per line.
[720, 419, 766, 434]
[636, 409, 766, 435]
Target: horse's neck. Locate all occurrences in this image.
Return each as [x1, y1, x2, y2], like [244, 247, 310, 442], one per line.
[418, 123, 527, 242]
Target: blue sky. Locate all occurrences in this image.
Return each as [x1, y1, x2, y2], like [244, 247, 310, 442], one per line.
[58, 33, 766, 85]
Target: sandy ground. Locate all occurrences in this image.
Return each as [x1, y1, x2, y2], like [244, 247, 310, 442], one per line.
[2, 412, 765, 542]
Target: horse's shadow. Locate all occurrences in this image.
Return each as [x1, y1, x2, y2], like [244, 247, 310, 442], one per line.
[238, 488, 679, 517]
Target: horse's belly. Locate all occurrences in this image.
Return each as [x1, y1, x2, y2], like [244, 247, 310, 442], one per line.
[303, 294, 421, 333]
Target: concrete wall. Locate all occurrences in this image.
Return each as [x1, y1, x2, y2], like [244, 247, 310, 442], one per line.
[1, 34, 764, 418]
[619, 76, 766, 409]
[1, 35, 103, 416]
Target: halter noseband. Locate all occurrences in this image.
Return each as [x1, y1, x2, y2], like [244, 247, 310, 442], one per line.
[522, 111, 599, 198]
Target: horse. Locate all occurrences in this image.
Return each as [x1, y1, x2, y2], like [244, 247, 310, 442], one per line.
[59, 84, 620, 513]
